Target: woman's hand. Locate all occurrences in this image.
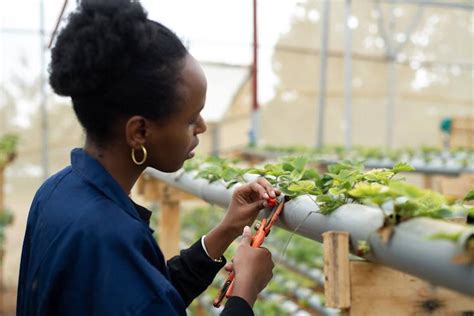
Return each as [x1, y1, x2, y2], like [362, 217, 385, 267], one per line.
[220, 177, 280, 239]
[202, 178, 279, 261]
[231, 226, 274, 307]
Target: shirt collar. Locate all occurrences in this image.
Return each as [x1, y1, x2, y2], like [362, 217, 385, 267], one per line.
[132, 201, 153, 225]
[71, 148, 145, 224]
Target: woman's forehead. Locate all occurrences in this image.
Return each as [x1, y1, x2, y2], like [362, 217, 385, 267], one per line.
[178, 55, 207, 107]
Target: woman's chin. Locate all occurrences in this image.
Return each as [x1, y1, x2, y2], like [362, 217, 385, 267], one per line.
[153, 152, 195, 173]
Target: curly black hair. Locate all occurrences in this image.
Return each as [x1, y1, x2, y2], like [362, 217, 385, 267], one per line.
[49, 0, 188, 144]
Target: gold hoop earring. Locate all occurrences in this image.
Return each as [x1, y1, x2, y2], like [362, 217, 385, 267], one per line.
[131, 145, 147, 166]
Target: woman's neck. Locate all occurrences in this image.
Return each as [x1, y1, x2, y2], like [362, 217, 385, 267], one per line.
[84, 141, 143, 195]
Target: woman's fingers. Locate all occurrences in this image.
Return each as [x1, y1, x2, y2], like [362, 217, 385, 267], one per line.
[237, 178, 280, 201]
[249, 182, 269, 200]
[224, 262, 233, 272]
[256, 177, 280, 198]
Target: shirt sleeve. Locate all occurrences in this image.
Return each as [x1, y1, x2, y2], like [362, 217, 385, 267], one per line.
[221, 296, 255, 316]
[167, 238, 226, 306]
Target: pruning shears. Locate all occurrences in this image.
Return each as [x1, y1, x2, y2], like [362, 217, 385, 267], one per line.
[213, 195, 287, 308]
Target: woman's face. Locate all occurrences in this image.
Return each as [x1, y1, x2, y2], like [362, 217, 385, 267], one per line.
[147, 54, 207, 172]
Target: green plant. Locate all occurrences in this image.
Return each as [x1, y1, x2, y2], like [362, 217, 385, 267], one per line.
[0, 208, 14, 249]
[246, 144, 474, 170]
[428, 232, 462, 242]
[357, 240, 371, 256]
[464, 189, 474, 202]
[0, 134, 18, 166]
[184, 155, 467, 223]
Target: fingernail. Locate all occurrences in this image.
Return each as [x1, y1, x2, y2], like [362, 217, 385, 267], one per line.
[243, 226, 250, 234]
[263, 192, 269, 199]
[270, 191, 276, 198]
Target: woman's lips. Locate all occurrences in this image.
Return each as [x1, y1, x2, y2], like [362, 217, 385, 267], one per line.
[187, 142, 198, 158]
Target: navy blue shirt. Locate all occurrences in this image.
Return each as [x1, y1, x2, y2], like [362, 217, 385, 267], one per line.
[17, 148, 253, 316]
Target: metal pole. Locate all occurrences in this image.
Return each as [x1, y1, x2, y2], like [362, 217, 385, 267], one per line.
[386, 59, 396, 148]
[378, 0, 474, 10]
[40, 0, 49, 179]
[343, 0, 353, 149]
[249, 0, 259, 147]
[376, 3, 423, 149]
[210, 123, 220, 157]
[386, 8, 396, 149]
[316, 0, 330, 149]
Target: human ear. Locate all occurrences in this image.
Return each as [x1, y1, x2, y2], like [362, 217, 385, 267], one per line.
[125, 116, 148, 149]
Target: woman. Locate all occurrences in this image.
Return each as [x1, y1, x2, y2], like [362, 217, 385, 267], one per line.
[17, 0, 276, 315]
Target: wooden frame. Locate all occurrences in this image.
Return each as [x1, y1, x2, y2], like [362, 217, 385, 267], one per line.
[323, 231, 474, 316]
[451, 117, 474, 149]
[136, 175, 198, 260]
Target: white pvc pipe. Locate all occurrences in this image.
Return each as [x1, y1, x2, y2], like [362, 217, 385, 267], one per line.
[147, 168, 474, 296]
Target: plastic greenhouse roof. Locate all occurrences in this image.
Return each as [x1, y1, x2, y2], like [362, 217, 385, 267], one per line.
[199, 62, 250, 123]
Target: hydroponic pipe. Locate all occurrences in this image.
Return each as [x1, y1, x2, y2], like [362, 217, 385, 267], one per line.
[146, 169, 474, 296]
[240, 149, 474, 175]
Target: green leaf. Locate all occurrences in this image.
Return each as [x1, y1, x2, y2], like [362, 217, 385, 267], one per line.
[278, 185, 299, 198]
[328, 187, 347, 196]
[288, 180, 316, 192]
[467, 207, 474, 217]
[348, 182, 389, 198]
[418, 208, 453, 219]
[392, 162, 415, 174]
[293, 156, 307, 171]
[282, 162, 294, 172]
[427, 231, 462, 242]
[464, 189, 474, 202]
[225, 180, 239, 188]
[247, 167, 266, 175]
[0, 133, 18, 166]
[301, 169, 319, 180]
[183, 158, 202, 172]
[263, 164, 286, 177]
[316, 195, 334, 203]
[364, 169, 394, 184]
[221, 168, 238, 182]
[389, 181, 425, 198]
[357, 240, 371, 256]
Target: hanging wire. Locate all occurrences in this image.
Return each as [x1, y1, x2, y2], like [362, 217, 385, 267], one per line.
[48, 0, 69, 49]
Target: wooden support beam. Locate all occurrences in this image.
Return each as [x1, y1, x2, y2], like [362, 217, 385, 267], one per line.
[349, 261, 474, 316]
[322, 231, 351, 310]
[143, 178, 164, 201]
[422, 174, 433, 189]
[136, 175, 201, 260]
[322, 229, 474, 315]
[195, 301, 207, 316]
[159, 185, 181, 260]
[138, 175, 198, 202]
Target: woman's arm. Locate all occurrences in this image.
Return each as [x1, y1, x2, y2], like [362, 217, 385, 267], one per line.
[167, 178, 278, 307]
[204, 177, 279, 260]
